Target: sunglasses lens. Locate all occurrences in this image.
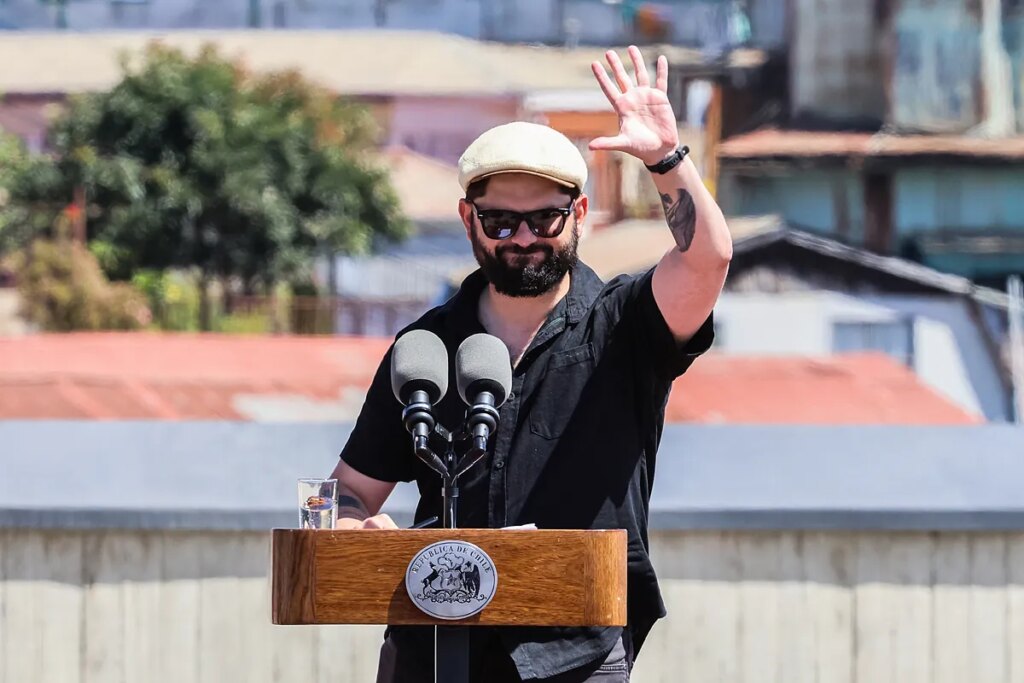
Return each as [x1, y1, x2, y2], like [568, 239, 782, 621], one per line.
[527, 209, 566, 238]
[480, 211, 520, 240]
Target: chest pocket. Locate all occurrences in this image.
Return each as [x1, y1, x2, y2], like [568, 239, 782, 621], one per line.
[529, 343, 596, 440]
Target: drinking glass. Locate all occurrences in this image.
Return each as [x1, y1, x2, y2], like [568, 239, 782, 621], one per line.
[298, 478, 337, 529]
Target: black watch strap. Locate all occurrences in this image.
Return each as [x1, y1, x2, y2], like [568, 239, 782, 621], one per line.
[644, 145, 689, 174]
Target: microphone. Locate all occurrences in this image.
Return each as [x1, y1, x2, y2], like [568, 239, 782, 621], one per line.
[456, 334, 512, 452]
[391, 329, 449, 445]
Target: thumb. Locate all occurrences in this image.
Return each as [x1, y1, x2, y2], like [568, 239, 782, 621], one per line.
[589, 134, 632, 152]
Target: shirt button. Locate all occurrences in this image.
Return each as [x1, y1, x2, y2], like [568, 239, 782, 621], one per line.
[507, 392, 515, 401]
[494, 460, 505, 469]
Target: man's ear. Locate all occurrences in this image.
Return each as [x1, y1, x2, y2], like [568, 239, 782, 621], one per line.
[574, 194, 589, 219]
[574, 193, 590, 236]
[458, 199, 474, 240]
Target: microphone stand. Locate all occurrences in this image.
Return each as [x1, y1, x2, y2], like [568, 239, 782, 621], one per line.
[408, 417, 490, 683]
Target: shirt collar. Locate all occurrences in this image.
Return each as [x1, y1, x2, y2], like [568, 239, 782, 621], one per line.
[444, 260, 605, 335]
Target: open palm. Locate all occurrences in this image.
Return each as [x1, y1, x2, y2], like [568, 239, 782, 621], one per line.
[590, 46, 680, 166]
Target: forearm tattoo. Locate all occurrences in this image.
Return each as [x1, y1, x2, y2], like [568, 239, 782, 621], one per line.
[661, 190, 697, 252]
[337, 493, 369, 520]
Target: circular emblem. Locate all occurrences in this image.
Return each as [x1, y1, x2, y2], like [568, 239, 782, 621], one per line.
[405, 540, 498, 620]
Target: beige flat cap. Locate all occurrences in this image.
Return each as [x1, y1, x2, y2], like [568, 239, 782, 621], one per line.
[457, 121, 588, 192]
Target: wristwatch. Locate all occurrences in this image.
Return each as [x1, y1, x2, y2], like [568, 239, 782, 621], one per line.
[644, 145, 690, 174]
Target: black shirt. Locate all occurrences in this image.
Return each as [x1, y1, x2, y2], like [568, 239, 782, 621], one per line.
[340, 261, 714, 680]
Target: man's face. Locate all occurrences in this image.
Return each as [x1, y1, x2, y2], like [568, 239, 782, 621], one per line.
[459, 173, 588, 298]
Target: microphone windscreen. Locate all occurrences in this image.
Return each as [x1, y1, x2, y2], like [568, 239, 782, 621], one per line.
[391, 330, 449, 403]
[456, 334, 513, 407]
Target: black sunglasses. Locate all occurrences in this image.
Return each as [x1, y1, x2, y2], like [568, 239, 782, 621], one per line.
[468, 200, 575, 240]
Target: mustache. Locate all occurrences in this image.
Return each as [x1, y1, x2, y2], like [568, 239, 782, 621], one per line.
[496, 244, 552, 256]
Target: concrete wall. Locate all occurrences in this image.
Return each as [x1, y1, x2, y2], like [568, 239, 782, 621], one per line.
[3, 528, 1023, 682]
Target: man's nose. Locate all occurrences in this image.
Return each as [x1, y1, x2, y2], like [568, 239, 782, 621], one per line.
[508, 220, 537, 247]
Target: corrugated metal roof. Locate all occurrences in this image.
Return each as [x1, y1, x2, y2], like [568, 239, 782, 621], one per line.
[0, 30, 766, 97]
[1, 421, 1022, 530]
[671, 353, 982, 425]
[719, 129, 1024, 161]
[566, 218, 1009, 309]
[0, 333, 980, 424]
[732, 227, 1011, 308]
[0, 333, 390, 420]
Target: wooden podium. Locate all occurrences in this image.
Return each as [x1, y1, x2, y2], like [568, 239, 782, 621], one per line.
[271, 528, 627, 627]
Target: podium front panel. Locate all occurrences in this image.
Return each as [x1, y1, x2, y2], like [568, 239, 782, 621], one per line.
[272, 528, 626, 627]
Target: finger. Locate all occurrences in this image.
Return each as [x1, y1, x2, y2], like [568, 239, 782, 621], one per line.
[606, 50, 632, 93]
[363, 514, 397, 529]
[591, 61, 620, 103]
[629, 45, 650, 88]
[589, 134, 632, 153]
[655, 55, 668, 92]
[334, 517, 363, 530]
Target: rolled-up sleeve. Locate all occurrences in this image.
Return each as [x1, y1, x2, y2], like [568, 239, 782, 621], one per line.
[630, 268, 715, 381]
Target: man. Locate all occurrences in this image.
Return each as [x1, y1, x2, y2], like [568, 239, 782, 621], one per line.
[328, 46, 732, 682]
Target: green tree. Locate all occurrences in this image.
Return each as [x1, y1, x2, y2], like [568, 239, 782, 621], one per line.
[5, 44, 408, 328]
[8, 238, 151, 332]
[0, 130, 64, 255]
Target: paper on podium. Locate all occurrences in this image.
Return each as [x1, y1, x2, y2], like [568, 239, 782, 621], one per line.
[500, 523, 538, 530]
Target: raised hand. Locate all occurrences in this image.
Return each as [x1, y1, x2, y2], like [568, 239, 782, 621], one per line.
[589, 46, 680, 166]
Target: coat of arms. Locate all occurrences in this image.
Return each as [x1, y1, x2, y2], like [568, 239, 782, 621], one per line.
[405, 540, 497, 619]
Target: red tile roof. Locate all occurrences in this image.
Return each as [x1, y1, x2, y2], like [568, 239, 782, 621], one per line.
[0, 333, 980, 424]
[718, 128, 1024, 161]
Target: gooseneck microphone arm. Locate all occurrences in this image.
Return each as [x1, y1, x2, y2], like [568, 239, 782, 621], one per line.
[392, 330, 511, 683]
[454, 390, 499, 478]
[402, 389, 448, 478]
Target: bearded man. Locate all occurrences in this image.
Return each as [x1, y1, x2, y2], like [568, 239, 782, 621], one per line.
[328, 46, 733, 682]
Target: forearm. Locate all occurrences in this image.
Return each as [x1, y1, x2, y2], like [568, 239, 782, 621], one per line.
[336, 483, 371, 521]
[651, 155, 732, 267]
[646, 152, 731, 341]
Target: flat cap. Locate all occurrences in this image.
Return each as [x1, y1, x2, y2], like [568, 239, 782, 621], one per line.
[457, 121, 588, 192]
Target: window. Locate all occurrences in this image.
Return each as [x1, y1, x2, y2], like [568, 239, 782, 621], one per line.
[832, 318, 915, 367]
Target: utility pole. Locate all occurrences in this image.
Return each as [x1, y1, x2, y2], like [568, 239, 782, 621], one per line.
[1009, 275, 1024, 423]
[54, 0, 68, 29]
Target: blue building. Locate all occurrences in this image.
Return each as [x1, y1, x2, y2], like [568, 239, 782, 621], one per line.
[714, 0, 1024, 288]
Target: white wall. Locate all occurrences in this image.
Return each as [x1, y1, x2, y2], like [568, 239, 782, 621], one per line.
[865, 295, 1007, 421]
[713, 292, 895, 356]
[713, 291, 1006, 421]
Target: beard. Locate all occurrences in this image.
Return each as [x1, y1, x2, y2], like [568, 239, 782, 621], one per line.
[471, 224, 580, 297]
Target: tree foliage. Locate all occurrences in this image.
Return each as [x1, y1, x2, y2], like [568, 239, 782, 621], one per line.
[4, 44, 408, 290]
[0, 131, 64, 255]
[8, 239, 150, 331]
